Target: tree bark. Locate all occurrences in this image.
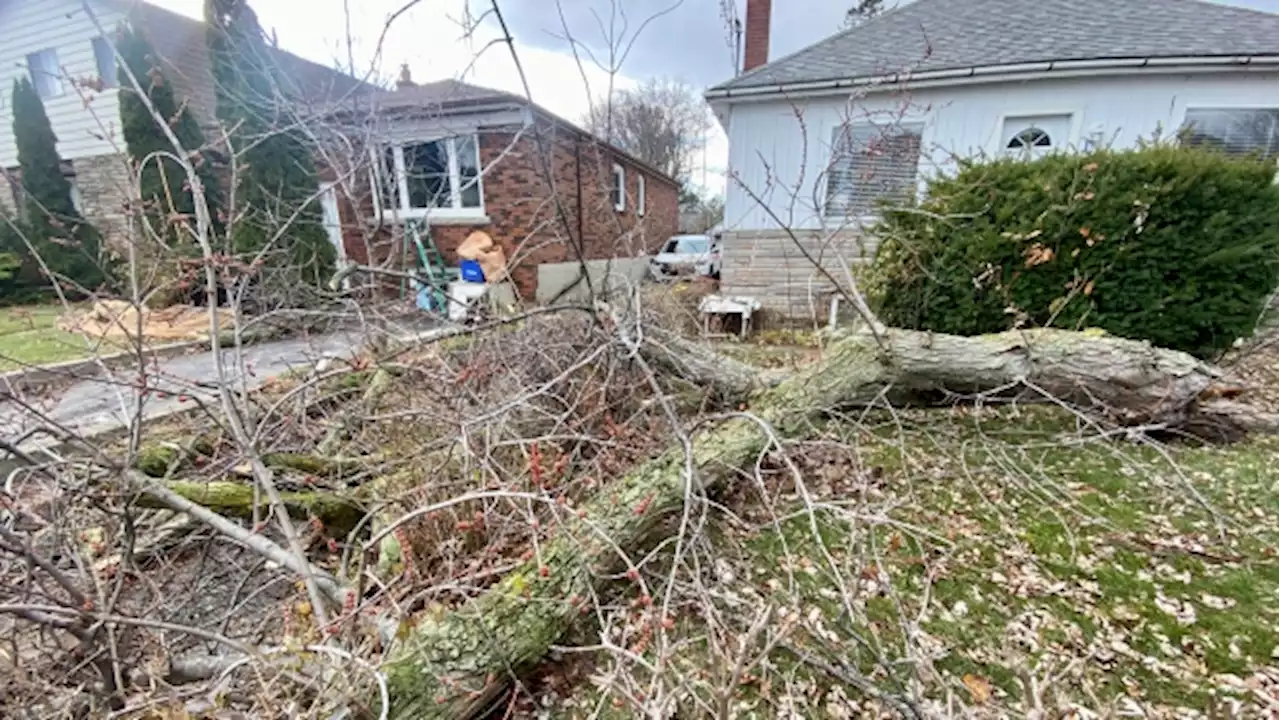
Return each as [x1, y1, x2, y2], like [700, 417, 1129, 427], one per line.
[381, 327, 1265, 718]
[135, 445, 374, 482]
[135, 481, 365, 536]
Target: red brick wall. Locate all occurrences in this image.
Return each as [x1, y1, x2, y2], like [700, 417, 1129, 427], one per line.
[331, 114, 679, 300]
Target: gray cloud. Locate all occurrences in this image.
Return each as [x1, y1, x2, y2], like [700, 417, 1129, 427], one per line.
[497, 0, 1277, 90]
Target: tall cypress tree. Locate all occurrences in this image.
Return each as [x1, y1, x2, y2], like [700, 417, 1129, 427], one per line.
[204, 0, 334, 289]
[11, 77, 106, 293]
[117, 25, 223, 248]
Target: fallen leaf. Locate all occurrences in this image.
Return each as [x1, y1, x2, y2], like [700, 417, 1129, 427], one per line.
[1023, 243, 1055, 267]
[962, 673, 992, 704]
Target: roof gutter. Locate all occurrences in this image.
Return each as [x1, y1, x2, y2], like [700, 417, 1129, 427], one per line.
[704, 54, 1279, 101]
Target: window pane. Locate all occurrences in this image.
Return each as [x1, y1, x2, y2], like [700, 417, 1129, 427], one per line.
[678, 237, 709, 253]
[1183, 108, 1279, 158]
[611, 166, 624, 209]
[825, 124, 922, 218]
[456, 135, 481, 208]
[380, 146, 399, 209]
[403, 140, 449, 209]
[92, 37, 117, 89]
[27, 49, 62, 99]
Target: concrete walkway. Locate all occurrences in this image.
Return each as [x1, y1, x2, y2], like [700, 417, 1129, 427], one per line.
[0, 329, 370, 455]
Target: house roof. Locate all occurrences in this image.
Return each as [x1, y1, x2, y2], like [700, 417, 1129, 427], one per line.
[368, 78, 682, 186]
[709, 0, 1279, 94]
[371, 78, 522, 111]
[129, 0, 372, 108]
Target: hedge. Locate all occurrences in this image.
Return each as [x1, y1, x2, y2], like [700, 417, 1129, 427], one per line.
[871, 145, 1279, 358]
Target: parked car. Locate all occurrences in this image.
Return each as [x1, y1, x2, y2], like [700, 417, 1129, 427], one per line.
[649, 234, 721, 280]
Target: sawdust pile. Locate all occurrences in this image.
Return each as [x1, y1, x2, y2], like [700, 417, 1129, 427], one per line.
[58, 300, 233, 342]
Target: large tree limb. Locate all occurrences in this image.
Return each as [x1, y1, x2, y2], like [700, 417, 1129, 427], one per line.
[647, 327, 1269, 438]
[380, 327, 1270, 718]
[135, 475, 349, 606]
[134, 481, 366, 536]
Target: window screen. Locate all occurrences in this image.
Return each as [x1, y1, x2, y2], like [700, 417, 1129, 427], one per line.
[824, 123, 922, 218]
[1182, 108, 1279, 158]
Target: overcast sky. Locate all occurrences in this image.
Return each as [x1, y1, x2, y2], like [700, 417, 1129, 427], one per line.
[149, 0, 1280, 197]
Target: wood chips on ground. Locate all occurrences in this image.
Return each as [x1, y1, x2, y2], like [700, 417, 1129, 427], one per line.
[57, 300, 233, 343]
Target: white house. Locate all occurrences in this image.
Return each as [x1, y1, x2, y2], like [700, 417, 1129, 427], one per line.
[0, 0, 362, 244]
[705, 0, 1280, 319]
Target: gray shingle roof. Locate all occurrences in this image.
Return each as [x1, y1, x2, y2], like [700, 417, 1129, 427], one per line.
[372, 79, 522, 111]
[710, 0, 1279, 92]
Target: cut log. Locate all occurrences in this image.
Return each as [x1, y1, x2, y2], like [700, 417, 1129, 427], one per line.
[135, 445, 374, 482]
[380, 327, 1269, 718]
[258, 453, 377, 480]
[135, 481, 366, 536]
[133, 433, 219, 477]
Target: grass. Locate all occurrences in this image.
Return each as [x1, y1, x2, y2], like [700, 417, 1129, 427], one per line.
[548, 406, 1278, 717]
[0, 304, 113, 371]
[742, 409, 1276, 714]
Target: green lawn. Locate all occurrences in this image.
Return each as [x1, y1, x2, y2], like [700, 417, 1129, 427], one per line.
[0, 304, 115, 371]
[548, 407, 1278, 717]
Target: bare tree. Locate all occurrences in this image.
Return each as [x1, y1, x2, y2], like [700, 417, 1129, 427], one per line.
[845, 0, 889, 27]
[584, 77, 711, 183]
[0, 1, 1273, 719]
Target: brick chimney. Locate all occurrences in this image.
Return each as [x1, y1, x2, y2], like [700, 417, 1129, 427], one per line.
[396, 63, 415, 91]
[742, 0, 771, 73]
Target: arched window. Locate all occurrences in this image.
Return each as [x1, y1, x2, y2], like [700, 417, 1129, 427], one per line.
[1007, 127, 1053, 151]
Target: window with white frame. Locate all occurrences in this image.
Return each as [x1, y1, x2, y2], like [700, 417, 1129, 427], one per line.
[26, 48, 63, 99]
[637, 174, 645, 216]
[1182, 108, 1279, 158]
[376, 135, 483, 216]
[1002, 114, 1071, 157]
[92, 37, 117, 89]
[611, 163, 625, 211]
[824, 122, 923, 219]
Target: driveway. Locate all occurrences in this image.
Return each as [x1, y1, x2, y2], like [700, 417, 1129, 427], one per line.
[0, 329, 369, 455]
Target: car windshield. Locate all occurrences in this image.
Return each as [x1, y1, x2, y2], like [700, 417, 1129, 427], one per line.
[665, 236, 709, 254]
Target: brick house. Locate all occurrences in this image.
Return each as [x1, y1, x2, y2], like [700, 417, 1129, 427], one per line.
[0, 0, 680, 303]
[0, 0, 365, 245]
[323, 75, 680, 301]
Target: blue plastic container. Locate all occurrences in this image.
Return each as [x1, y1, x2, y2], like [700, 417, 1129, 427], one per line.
[459, 259, 485, 283]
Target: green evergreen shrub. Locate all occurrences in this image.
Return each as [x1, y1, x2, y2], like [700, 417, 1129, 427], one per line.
[205, 0, 335, 296]
[117, 25, 223, 244]
[117, 25, 224, 304]
[872, 145, 1279, 358]
[10, 78, 108, 296]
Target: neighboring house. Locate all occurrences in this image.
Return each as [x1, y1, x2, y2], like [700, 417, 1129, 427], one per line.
[705, 0, 1280, 319]
[0, 0, 679, 304]
[0, 0, 365, 245]
[324, 74, 680, 301]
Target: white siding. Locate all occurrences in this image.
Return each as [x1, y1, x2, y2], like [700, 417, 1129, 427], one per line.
[722, 70, 1280, 231]
[0, 0, 126, 167]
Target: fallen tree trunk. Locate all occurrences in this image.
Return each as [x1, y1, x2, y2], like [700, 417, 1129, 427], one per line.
[381, 327, 1268, 718]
